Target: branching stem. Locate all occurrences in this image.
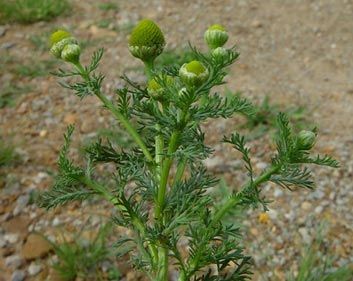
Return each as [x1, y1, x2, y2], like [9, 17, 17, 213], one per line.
[74, 63, 153, 163]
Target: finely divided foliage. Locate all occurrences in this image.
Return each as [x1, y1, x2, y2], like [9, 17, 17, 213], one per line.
[39, 21, 339, 281]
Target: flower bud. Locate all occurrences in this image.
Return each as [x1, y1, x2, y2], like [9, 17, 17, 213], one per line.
[297, 130, 316, 150]
[147, 75, 174, 100]
[50, 29, 71, 47]
[204, 24, 228, 49]
[128, 19, 165, 63]
[61, 44, 81, 64]
[211, 47, 228, 63]
[50, 37, 78, 58]
[179, 60, 209, 88]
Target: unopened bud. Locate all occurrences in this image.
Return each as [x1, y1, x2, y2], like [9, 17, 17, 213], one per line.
[297, 130, 316, 150]
[61, 44, 81, 64]
[211, 47, 228, 63]
[204, 24, 228, 49]
[50, 37, 78, 58]
[179, 60, 209, 88]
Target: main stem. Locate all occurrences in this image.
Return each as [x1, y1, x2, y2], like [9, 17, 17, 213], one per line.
[143, 60, 171, 280]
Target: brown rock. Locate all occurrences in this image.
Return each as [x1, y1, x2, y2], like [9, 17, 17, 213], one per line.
[22, 233, 53, 260]
[64, 113, 77, 125]
[3, 215, 30, 238]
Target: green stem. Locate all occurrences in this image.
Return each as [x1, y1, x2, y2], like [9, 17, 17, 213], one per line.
[144, 60, 154, 80]
[177, 273, 187, 281]
[188, 165, 281, 275]
[156, 247, 169, 281]
[80, 176, 158, 264]
[95, 91, 154, 163]
[155, 124, 164, 180]
[212, 165, 280, 226]
[75, 63, 153, 163]
[155, 130, 181, 219]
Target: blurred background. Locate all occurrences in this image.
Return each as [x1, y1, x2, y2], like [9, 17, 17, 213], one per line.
[0, 0, 352, 280]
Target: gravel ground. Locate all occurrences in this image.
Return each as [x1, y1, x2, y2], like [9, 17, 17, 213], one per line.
[0, 0, 352, 280]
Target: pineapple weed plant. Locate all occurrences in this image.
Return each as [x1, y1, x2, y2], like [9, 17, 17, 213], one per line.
[39, 20, 339, 281]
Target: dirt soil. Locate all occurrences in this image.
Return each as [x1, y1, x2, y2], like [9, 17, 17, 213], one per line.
[0, 0, 352, 280]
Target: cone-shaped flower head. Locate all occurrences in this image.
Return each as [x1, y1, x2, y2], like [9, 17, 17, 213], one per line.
[129, 19, 165, 63]
[147, 75, 174, 100]
[297, 130, 316, 150]
[50, 29, 78, 60]
[204, 24, 228, 49]
[179, 60, 209, 88]
[61, 44, 81, 64]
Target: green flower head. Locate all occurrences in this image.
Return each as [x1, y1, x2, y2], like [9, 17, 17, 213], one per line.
[50, 29, 78, 61]
[50, 30, 71, 46]
[129, 19, 166, 62]
[297, 130, 316, 150]
[208, 24, 226, 31]
[204, 24, 228, 49]
[179, 60, 209, 88]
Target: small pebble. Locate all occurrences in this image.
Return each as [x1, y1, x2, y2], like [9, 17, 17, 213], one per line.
[0, 235, 7, 248]
[52, 217, 61, 227]
[5, 233, 19, 244]
[13, 194, 30, 216]
[28, 262, 42, 276]
[314, 205, 324, 214]
[273, 188, 284, 198]
[301, 201, 312, 211]
[5, 255, 23, 269]
[11, 270, 26, 281]
[0, 26, 6, 37]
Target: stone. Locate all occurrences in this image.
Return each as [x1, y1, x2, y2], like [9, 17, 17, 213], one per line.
[273, 188, 283, 198]
[13, 194, 30, 216]
[255, 162, 268, 170]
[298, 227, 311, 244]
[3, 216, 30, 239]
[11, 271, 25, 281]
[22, 233, 52, 260]
[1, 42, 16, 49]
[39, 130, 48, 137]
[63, 113, 77, 125]
[314, 205, 324, 214]
[4, 233, 19, 244]
[52, 217, 61, 227]
[301, 201, 312, 211]
[28, 262, 42, 276]
[0, 235, 6, 248]
[251, 20, 263, 28]
[5, 255, 23, 269]
[0, 26, 7, 37]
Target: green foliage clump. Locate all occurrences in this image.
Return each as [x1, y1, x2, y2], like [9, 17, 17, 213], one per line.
[0, 0, 70, 24]
[48, 224, 119, 281]
[38, 20, 340, 281]
[0, 139, 15, 167]
[287, 226, 353, 281]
